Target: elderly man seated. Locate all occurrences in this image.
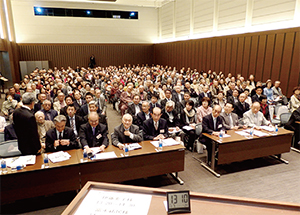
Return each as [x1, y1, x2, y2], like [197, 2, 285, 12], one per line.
[143, 107, 168, 140]
[35, 111, 55, 151]
[79, 112, 109, 154]
[41, 99, 58, 121]
[111, 114, 143, 149]
[45, 115, 78, 152]
[243, 102, 271, 129]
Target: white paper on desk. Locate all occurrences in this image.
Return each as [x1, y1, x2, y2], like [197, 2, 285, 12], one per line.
[48, 151, 71, 163]
[128, 143, 142, 151]
[235, 131, 250, 137]
[74, 189, 152, 215]
[5, 155, 36, 167]
[168, 127, 182, 133]
[182, 125, 193, 131]
[244, 129, 268, 137]
[151, 138, 180, 147]
[91, 151, 117, 160]
[90, 147, 101, 154]
[261, 126, 275, 132]
[222, 134, 231, 138]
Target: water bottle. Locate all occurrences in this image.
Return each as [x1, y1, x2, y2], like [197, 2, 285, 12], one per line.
[158, 139, 163, 151]
[275, 125, 278, 133]
[124, 144, 129, 156]
[219, 130, 224, 138]
[250, 127, 254, 138]
[83, 149, 88, 161]
[1, 160, 7, 174]
[43, 154, 49, 168]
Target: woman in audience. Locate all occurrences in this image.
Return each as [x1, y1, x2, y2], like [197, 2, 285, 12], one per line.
[289, 86, 300, 112]
[263, 79, 274, 104]
[196, 97, 212, 123]
[259, 95, 270, 120]
[181, 100, 197, 151]
[2, 92, 18, 119]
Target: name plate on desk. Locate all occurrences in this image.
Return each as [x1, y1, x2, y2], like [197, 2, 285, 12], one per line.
[167, 190, 191, 214]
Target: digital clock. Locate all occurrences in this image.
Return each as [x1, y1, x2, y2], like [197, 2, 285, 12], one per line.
[167, 190, 191, 214]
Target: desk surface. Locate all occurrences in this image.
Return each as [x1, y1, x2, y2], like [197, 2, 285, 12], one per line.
[203, 127, 293, 144]
[62, 181, 300, 215]
[1, 141, 185, 204]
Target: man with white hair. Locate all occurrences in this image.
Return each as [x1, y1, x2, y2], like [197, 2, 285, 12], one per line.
[243, 102, 271, 129]
[111, 114, 143, 149]
[35, 111, 55, 150]
[13, 92, 41, 155]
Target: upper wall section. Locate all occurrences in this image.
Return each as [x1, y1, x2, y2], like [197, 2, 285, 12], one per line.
[158, 0, 299, 42]
[11, 0, 158, 43]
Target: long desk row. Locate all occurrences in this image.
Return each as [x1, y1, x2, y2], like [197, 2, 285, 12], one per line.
[0, 141, 185, 204]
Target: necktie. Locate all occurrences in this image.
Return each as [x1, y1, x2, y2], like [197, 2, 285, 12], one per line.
[213, 118, 216, 130]
[154, 122, 158, 130]
[59, 132, 62, 140]
[70, 117, 75, 130]
[92, 127, 95, 136]
[47, 112, 51, 120]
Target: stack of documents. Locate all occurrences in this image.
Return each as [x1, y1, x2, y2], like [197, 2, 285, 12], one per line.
[244, 129, 269, 137]
[260, 126, 275, 132]
[168, 127, 182, 133]
[5, 155, 36, 167]
[151, 138, 180, 148]
[91, 152, 117, 160]
[48, 151, 71, 163]
[128, 143, 142, 151]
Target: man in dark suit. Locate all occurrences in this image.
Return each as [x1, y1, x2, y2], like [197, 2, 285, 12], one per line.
[198, 85, 212, 106]
[65, 104, 84, 137]
[143, 107, 169, 140]
[79, 112, 109, 154]
[149, 94, 161, 113]
[79, 92, 100, 117]
[161, 101, 181, 128]
[233, 93, 250, 119]
[111, 114, 143, 149]
[220, 102, 243, 130]
[9, 86, 21, 102]
[34, 93, 47, 113]
[13, 92, 41, 155]
[251, 86, 263, 103]
[127, 94, 142, 125]
[226, 82, 236, 98]
[160, 89, 176, 110]
[73, 89, 86, 111]
[201, 105, 226, 165]
[227, 89, 239, 104]
[59, 95, 74, 117]
[136, 101, 151, 129]
[45, 115, 78, 152]
[41, 100, 58, 121]
[285, 106, 300, 149]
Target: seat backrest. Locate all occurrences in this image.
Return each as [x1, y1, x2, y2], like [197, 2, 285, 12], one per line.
[0, 140, 22, 158]
[0, 132, 5, 143]
[280, 113, 292, 125]
[276, 106, 289, 119]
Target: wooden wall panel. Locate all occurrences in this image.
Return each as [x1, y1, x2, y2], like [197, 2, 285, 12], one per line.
[154, 27, 300, 94]
[287, 31, 300, 96]
[18, 44, 154, 69]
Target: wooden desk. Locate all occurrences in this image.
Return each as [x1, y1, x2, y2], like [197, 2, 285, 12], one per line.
[79, 141, 185, 185]
[62, 181, 300, 215]
[201, 128, 293, 177]
[1, 150, 81, 204]
[1, 141, 185, 204]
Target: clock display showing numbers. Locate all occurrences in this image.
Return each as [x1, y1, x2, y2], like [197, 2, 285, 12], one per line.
[167, 190, 191, 214]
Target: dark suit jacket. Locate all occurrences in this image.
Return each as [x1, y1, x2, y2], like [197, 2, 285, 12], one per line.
[184, 88, 198, 98]
[161, 109, 181, 127]
[127, 103, 142, 124]
[4, 123, 17, 141]
[173, 92, 184, 103]
[45, 127, 78, 152]
[251, 94, 261, 103]
[79, 122, 108, 148]
[202, 114, 225, 134]
[66, 115, 84, 135]
[41, 109, 58, 121]
[111, 124, 143, 147]
[234, 101, 250, 119]
[226, 89, 234, 98]
[227, 96, 239, 104]
[142, 118, 168, 140]
[34, 102, 43, 113]
[13, 106, 41, 155]
[149, 103, 161, 113]
[136, 111, 151, 130]
[198, 92, 212, 104]
[79, 104, 101, 117]
[74, 99, 86, 111]
[260, 104, 270, 120]
[13, 94, 21, 102]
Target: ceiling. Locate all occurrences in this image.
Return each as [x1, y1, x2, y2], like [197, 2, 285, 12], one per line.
[43, 0, 175, 8]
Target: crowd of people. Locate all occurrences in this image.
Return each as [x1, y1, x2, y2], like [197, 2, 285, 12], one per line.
[1, 64, 300, 164]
